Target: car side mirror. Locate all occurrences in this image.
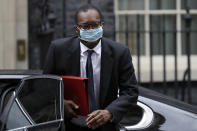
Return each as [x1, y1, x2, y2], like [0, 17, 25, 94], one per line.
[0, 75, 64, 131]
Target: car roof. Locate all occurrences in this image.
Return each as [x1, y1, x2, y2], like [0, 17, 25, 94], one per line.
[0, 70, 42, 81]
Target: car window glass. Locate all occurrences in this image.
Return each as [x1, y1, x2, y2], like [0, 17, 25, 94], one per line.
[6, 78, 61, 130]
[17, 78, 61, 123]
[6, 100, 31, 129]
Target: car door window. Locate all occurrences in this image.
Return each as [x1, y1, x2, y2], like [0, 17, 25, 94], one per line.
[6, 99, 31, 129]
[2, 76, 63, 131]
[16, 78, 61, 123]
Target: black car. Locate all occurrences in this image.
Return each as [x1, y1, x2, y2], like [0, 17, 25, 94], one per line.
[0, 75, 197, 131]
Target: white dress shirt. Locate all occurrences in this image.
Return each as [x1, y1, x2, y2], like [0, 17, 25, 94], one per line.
[80, 40, 101, 107]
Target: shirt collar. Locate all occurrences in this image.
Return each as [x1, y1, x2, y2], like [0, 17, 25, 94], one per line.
[80, 40, 101, 55]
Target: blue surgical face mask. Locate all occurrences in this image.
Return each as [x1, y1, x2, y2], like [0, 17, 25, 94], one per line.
[79, 26, 103, 42]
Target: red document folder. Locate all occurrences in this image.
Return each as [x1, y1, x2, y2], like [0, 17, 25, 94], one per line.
[62, 76, 89, 116]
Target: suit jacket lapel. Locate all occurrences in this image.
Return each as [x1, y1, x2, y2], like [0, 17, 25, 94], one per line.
[100, 38, 113, 107]
[65, 37, 80, 76]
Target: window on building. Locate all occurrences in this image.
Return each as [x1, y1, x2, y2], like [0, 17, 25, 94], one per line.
[150, 0, 176, 10]
[115, 0, 197, 55]
[181, 15, 197, 54]
[150, 15, 176, 55]
[115, 0, 197, 82]
[117, 15, 145, 55]
[181, 0, 197, 9]
[118, 0, 144, 10]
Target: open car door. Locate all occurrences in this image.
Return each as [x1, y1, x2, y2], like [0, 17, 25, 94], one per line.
[0, 75, 64, 131]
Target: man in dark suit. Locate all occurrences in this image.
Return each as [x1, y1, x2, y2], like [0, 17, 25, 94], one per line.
[44, 4, 138, 131]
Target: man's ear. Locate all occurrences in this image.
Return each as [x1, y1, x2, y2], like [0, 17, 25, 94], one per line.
[74, 25, 80, 35]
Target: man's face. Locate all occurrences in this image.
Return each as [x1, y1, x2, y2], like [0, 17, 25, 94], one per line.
[74, 9, 104, 48]
[77, 9, 102, 30]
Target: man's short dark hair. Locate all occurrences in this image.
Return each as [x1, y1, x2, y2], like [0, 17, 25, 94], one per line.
[75, 4, 103, 24]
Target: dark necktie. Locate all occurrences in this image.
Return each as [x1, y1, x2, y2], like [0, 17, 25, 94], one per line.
[86, 50, 97, 112]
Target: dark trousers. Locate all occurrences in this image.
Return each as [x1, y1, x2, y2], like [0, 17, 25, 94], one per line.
[64, 118, 119, 131]
[65, 120, 101, 131]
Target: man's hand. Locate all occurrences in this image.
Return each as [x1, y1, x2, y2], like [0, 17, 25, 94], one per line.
[64, 100, 79, 118]
[86, 110, 112, 129]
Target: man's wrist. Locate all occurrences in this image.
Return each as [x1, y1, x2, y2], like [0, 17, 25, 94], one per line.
[105, 110, 114, 122]
[109, 115, 114, 122]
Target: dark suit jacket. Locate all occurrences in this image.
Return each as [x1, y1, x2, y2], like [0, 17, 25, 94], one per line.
[43, 36, 138, 131]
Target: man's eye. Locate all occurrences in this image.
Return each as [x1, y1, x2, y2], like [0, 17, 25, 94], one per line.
[83, 25, 90, 29]
[92, 24, 98, 28]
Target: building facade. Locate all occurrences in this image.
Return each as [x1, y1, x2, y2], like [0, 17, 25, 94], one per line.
[0, 0, 197, 83]
[0, 0, 28, 69]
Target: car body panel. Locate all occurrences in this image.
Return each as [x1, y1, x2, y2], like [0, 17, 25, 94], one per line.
[139, 96, 197, 131]
[120, 88, 197, 131]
